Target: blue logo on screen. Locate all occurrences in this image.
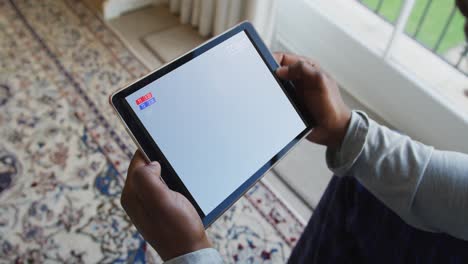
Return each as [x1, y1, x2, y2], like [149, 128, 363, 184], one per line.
[139, 97, 156, 110]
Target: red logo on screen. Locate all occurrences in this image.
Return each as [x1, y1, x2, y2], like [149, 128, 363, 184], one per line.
[136, 92, 153, 105]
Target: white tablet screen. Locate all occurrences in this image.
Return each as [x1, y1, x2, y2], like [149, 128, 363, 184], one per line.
[125, 31, 306, 214]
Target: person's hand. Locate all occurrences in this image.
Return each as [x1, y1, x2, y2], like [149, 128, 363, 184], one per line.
[121, 151, 211, 261]
[274, 52, 352, 150]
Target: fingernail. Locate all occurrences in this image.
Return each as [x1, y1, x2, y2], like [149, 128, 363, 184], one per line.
[145, 161, 160, 170]
[276, 67, 287, 76]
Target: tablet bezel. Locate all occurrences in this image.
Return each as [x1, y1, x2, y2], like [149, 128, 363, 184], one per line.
[110, 21, 314, 227]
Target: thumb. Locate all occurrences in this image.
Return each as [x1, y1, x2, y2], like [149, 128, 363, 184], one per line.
[130, 161, 170, 204]
[276, 61, 321, 84]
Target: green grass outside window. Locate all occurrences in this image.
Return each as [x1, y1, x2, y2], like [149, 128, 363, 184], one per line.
[360, 0, 465, 54]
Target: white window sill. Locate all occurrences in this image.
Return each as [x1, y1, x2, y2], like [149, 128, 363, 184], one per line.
[313, 0, 468, 118]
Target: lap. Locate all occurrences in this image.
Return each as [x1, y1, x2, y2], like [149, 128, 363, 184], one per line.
[288, 176, 468, 264]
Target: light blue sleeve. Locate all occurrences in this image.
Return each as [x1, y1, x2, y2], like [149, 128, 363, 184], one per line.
[326, 111, 468, 241]
[164, 248, 223, 264]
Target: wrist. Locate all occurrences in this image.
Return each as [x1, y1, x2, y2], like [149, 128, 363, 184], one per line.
[158, 235, 212, 261]
[325, 110, 369, 175]
[328, 110, 352, 150]
[188, 237, 212, 255]
[164, 248, 223, 264]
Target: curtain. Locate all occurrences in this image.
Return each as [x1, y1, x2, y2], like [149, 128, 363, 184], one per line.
[168, 0, 277, 45]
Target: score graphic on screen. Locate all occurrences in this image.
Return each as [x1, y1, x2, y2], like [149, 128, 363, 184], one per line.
[136, 92, 156, 110]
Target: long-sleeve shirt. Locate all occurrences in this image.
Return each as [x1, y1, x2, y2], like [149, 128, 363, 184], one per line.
[165, 110, 468, 264]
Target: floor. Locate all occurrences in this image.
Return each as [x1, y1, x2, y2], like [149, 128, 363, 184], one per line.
[105, 4, 386, 222]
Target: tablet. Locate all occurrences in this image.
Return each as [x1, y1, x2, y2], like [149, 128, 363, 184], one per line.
[110, 21, 313, 227]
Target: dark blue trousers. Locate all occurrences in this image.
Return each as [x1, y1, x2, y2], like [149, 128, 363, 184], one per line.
[288, 176, 468, 264]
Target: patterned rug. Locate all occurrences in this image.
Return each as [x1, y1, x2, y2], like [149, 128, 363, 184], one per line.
[0, 0, 304, 262]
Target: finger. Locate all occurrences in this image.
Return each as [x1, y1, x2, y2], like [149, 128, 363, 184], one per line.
[121, 179, 157, 242]
[128, 150, 148, 175]
[273, 52, 283, 64]
[276, 60, 321, 82]
[276, 53, 319, 67]
[275, 52, 302, 67]
[122, 152, 141, 213]
[121, 178, 141, 223]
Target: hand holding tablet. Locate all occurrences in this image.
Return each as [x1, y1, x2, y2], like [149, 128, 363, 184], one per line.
[111, 22, 313, 227]
[113, 21, 351, 260]
[273, 53, 351, 149]
[122, 151, 211, 261]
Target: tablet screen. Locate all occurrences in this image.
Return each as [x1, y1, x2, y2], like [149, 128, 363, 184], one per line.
[125, 31, 306, 215]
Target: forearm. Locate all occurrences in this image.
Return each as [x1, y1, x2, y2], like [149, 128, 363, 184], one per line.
[327, 111, 468, 240]
[413, 150, 468, 240]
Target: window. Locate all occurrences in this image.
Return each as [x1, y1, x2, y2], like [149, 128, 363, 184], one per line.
[274, 0, 468, 153]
